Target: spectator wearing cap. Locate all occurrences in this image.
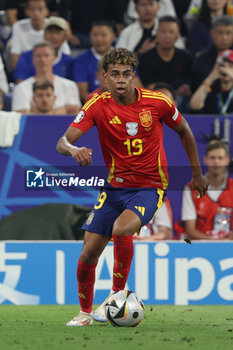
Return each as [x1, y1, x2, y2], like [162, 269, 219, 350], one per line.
[13, 17, 73, 83]
[10, 0, 70, 69]
[30, 80, 66, 115]
[12, 41, 81, 115]
[192, 15, 233, 92]
[190, 49, 233, 114]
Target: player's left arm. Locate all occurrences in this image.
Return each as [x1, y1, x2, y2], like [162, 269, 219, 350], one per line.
[173, 116, 209, 198]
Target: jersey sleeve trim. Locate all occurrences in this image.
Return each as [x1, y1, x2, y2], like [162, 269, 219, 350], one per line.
[83, 91, 111, 111]
[172, 108, 179, 121]
[141, 90, 173, 107]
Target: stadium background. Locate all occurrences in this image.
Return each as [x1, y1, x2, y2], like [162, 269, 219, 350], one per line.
[0, 114, 233, 306]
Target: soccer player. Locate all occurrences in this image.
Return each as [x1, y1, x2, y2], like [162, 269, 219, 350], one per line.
[56, 48, 209, 326]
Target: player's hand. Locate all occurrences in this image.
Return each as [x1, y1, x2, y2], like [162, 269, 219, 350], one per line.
[191, 174, 209, 198]
[70, 147, 92, 167]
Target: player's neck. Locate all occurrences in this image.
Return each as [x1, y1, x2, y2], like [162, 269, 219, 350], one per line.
[157, 45, 175, 61]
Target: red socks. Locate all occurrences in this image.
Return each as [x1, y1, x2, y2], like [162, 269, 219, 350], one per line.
[112, 235, 134, 292]
[77, 235, 134, 312]
[77, 258, 97, 313]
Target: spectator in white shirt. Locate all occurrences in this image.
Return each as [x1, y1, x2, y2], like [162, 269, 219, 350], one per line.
[12, 41, 81, 115]
[0, 55, 9, 95]
[30, 80, 67, 115]
[126, 0, 177, 21]
[10, 0, 70, 70]
[10, 0, 49, 69]
[117, 0, 160, 55]
[116, 0, 184, 55]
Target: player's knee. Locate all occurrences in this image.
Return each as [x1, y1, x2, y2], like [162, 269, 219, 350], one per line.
[80, 251, 98, 265]
[112, 221, 132, 236]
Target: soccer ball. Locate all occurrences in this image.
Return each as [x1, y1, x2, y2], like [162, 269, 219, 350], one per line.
[104, 290, 144, 327]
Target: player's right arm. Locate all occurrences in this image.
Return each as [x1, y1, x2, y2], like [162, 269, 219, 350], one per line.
[56, 126, 92, 167]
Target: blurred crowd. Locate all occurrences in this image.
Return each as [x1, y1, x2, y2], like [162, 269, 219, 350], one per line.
[0, 0, 232, 114]
[0, 0, 232, 240]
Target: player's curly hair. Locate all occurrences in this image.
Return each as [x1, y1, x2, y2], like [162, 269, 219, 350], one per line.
[102, 48, 138, 72]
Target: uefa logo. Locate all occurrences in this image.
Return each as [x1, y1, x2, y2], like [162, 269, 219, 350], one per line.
[26, 168, 45, 188]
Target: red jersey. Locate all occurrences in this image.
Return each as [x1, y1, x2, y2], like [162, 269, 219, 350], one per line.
[70, 87, 182, 189]
[86, 88, 102, 102]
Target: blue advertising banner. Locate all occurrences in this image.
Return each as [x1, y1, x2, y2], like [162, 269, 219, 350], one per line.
[1, 241, 233, 306]
[0, 115, 233, 225]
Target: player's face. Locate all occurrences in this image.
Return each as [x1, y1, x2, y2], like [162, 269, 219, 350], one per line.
[25, 0, 48, 27]
[33, 87, 56, 113]
[104, 64, 136, 97]
[204, 148, 230, 176]
[135, 0, 159, 22]
[44, 27, 66, 50]
[211, 25, 233, 51]
[33, 46, 55, 71]
[90, 26, 115, 55]
[156, 22, 180, 49]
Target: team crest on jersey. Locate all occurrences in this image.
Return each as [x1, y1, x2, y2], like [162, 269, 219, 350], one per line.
[86, 211, 95, 225]
[126, 122, 138, 136]
[74, 110, 85, 123]
[139, 110, 152, 127]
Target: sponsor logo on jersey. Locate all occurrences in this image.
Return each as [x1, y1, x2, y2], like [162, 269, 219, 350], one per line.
[74, 110, 85, 123]
[134, 206, 145, 216]
[126, 122, 138, 136]
[86, 212, 95, 225]
[109, 116, 122, 124]
[139, 110, 152, 127]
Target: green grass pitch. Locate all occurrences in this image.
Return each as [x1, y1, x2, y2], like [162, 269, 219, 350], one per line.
[1, 305, 233, 350]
